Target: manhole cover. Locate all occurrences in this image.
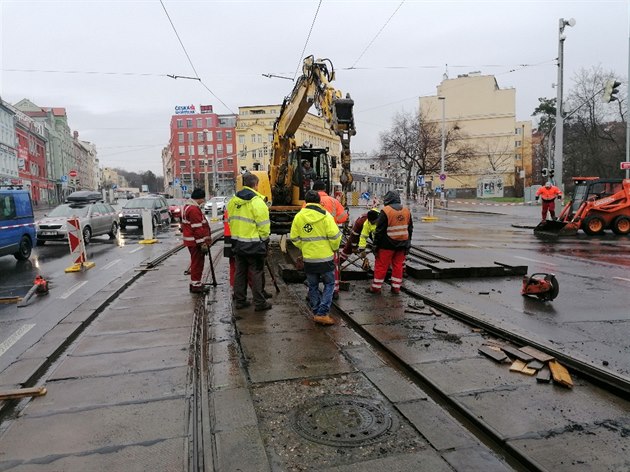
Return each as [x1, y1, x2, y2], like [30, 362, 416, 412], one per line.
[291, 395, 395, 447]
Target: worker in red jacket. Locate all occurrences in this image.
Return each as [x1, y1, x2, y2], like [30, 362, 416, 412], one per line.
[182, 188, 211, 293]
[339, 208, 379, 261]
[535, 182, 563, 221]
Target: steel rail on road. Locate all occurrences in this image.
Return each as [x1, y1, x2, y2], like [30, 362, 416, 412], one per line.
[402, 285, 630, 399]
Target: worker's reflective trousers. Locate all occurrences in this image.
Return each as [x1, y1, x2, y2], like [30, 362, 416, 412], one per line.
[370, 249, 406, 292]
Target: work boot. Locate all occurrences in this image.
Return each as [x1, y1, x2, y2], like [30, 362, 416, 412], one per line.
[234, 300, 251, 309]
[263, 290, 273, 299]
[313, 314, 335, 326]
[366, 287, 381, 294]
[332, 292, 339, 300]
[391, 288, 401, 295]
[254, 302, 272, 312]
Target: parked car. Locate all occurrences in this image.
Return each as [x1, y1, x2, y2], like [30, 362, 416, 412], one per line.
[203, 196, 229, 214]
[119, 196, 170, 229]
[0, 187, 36, 260]
[36, 191, 119, 245]
[166, 198, 187, 222]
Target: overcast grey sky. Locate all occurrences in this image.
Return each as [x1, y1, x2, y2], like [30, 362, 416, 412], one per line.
[1, 0, 628, 176]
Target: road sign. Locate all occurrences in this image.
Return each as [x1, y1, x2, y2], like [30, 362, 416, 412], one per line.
[112, 184, 117, 189]
[174, 178, 180, 185]
[69, 170, 78, 178]
[417, 175, 425, 187]
[621, 162, 630, 170]
[61, 175, 68, 183]
[182, 185, 188, 192]
[439, 173, 447, 181]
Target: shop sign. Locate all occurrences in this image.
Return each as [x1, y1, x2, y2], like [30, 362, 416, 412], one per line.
[175, 105, 196, 115]
[200, 105, 213, 114]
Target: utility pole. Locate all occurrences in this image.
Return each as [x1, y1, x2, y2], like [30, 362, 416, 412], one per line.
[553, 17, 576, 189]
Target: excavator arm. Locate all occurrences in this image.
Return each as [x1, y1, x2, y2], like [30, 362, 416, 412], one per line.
[270, 56, 355, 206]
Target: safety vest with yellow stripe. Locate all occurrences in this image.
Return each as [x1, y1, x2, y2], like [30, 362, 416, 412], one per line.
[290, 203, 342, 273]
[226, 186, 270, 256]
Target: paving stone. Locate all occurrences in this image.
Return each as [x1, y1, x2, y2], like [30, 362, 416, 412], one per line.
[215, 425, 270, 472]
[384, 335, 481, 364]
[442, 446, 512, 472]
[91, 310, 192, 334]
[211, 360, 247, 390]
[18, 322, 81, 360]
[0, 357, 45, 389]
[396, 400, 477, 451]
[72, 326, 191, 355]
[342, 345, 386, 370]
[363, 366, 427, 403]
[319, 451, 454, 472]
[212, 387, 258, 431]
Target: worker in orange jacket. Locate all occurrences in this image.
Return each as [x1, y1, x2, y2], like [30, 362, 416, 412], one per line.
[535, 182, 563, 221]
[182, 188, 211, 293]
[308, 181, 348, 298]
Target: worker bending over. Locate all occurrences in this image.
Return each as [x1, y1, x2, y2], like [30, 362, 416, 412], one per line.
[339, 208, 379, 261]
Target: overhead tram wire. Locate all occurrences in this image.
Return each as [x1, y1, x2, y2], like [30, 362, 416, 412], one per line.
[159, 0, 234, 114]
[349, 0, 405, 69]
[292, 0, 323, 82]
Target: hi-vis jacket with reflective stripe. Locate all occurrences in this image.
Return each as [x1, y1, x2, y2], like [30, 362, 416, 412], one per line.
[374, 204, 413, 250]
[290, 203, 342, 273]
[223, 209, 232, 258]
[302, 191, 349, 225]
[181, 200, 211, 247]
[358, 218, 377, 249]
[227, 186, 270, 256]
[535, 185, 562, 201]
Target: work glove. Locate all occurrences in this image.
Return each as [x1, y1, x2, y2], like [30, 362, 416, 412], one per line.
[295, 256, 304, 270]
[535, 196, 539, 201]
[557, 195, 562, 200]
[200, 244, 209, 255]
[359, 249, 367, 259]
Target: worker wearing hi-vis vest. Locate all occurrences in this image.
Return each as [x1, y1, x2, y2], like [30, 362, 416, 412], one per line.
[339, 208, 379, 261]
[227, 173, 272, 312]
[535, 181, 563, 222]
[309, 180, 348, 298]
[291, 190, 342, 326]
[181, 188, 212, 293]
[367, 190, 413, 294]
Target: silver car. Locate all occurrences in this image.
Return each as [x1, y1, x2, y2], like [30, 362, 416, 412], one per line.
[36, 196, 119, 245]
[203, 196, 229, 214]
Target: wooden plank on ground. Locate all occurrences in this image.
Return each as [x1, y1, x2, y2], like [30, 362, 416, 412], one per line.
[501, 346, 534, 362]
[527, 360, 545, 370]
[479, 345, 508, 363]
[509, 360, 527, 372]
[519, 345, 555, 363]
[0, 386, 47, 401]
[548, 360, 573, 388]
[536, 366, 552, 383]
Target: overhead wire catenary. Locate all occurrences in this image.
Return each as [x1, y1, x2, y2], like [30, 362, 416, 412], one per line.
[292, 0, 323, 82]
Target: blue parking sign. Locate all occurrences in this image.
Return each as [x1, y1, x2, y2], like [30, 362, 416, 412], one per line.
[182, 185, 187, 192]
[417, 175, 425, 187]
[174, 178, 180, 185]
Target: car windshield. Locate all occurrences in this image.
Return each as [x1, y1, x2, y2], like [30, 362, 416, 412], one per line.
[48, 204, 89, 218]
[124, 199, 157, 209]
[167, 199, 186, 205]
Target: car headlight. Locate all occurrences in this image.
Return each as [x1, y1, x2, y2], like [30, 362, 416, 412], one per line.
[118, 213, 123, 217]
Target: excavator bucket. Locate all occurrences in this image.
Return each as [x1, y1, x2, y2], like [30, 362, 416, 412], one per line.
[333, 97, 355, 126]
[533, 220, 578, 237]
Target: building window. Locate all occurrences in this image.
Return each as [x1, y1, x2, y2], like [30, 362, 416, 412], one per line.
[251, 134, 256, 143]
[189, 145, 194, 155]
[179, 159, 186, 168]
[197, 132, 203, 141]
[216, 131, 222, 141]
[206, 118, 212, 127]
[217, 144, 223, 152]
[206, 144, 214, 155]
[196, 118, 202, 128]
[226, 143, 233, 154]
[198, 145, 205, 155]
[177, 119, 183, 128]
[178, 146, 185, 156]
[205, 130, 212, 141]
[178, 132, 184, 143]
[515, 128, 522, 135]
[238, 135, 245, 145]
[226, 131, 232, 140]
[186, 132, 193, 142]
[515, 140, 522, 147]
[268, 134, 273, 142]
[257, 134, 262, 143]
[186, 119, 192, 128]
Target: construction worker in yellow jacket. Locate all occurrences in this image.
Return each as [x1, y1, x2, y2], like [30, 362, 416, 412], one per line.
[291, 190, 342, 326]
[227, 173, 272, 312]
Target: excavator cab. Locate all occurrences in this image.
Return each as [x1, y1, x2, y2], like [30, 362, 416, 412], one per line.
[290, 146, 332, 201]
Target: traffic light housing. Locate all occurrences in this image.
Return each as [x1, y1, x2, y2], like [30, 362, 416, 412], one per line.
[542, 168, 548, 177]
[603, 79, 621, 103]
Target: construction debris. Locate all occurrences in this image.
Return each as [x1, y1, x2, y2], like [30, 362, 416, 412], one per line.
[0, 386, 47, 401]
[479, 342, 573, 389]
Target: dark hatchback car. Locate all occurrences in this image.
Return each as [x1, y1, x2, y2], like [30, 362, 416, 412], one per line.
[118, 196, 171, 229]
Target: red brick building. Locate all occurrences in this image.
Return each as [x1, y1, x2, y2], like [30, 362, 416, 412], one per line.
[14, 110, 48, 205]
[167, 105, 237, 196]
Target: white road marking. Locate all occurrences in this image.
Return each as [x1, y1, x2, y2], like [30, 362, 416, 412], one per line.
[58, 281, 88, 299]
[0, 324, 35, 357]
[513, 255, 556, 266]
[100, 259, 121, 271]
[467, 243, 481, 248]
[613, 277, 630, 283]
[129, 247, 143, 254]
[431, 234, 452, 240]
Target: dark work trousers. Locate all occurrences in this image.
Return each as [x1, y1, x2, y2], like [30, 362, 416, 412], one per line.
[187, 245, 205, 286]
[234, 254, 265, 308]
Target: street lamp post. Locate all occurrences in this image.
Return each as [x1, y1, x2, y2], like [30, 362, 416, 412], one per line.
[553, 17, 576, 189]
[438, 96, 446, 177]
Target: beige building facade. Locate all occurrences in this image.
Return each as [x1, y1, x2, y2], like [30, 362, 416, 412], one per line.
[420, 74, 532, 198]
[236, 105, 341, 181]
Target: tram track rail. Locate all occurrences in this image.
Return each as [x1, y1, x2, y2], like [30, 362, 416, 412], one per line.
[325, 274, 630, 471]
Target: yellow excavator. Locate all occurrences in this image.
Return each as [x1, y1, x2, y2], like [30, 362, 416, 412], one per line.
[238, 55, 355, 234]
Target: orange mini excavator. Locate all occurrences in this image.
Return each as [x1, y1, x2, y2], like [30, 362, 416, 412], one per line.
[534, 177, 630, 237]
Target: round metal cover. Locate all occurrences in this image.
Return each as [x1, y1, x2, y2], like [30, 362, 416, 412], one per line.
[291, 395, 394, 447]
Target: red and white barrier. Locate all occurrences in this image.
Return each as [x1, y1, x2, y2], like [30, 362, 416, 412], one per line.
[64, 217, 95, 272]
